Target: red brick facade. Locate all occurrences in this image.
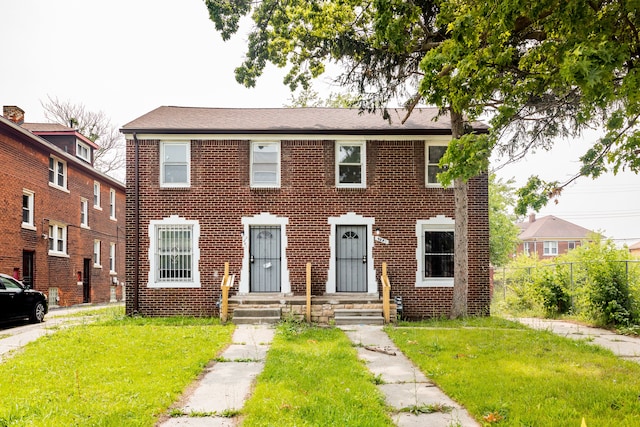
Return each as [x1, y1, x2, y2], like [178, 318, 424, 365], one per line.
[0, 116, 125, 306]
[124, 124, 490, 319]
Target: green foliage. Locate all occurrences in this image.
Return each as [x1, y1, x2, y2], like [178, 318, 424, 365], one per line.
[388, 322, 640, 426]
[534, 267, 571, 317]
[488, 174, 520, 266]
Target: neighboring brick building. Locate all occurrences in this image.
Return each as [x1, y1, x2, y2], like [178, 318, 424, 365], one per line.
[515, 214, 595, 259]
[0, 106, 125, 307]
[121, 107, 490, 320]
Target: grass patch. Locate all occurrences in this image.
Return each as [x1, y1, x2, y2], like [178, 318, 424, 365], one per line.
[241, 323, 394, 427]
[0, 308, 233, 426]
[387, 318, 640, 426]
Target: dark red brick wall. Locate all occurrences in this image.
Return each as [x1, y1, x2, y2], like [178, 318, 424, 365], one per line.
[0, 124, 125, 306]
[126, 138, 490, 318]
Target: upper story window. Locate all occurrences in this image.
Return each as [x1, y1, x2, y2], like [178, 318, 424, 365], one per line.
[22, 190, 35, 229]
[80, 198, 89, 228]
[93, 181, 101, 208]
[48, 156, 67, 190]
[425, 142, 448, 186]
[109, 188, 116, 220]
[48, 222, 67, 256]
[160, 141, 190, 187]
[543, 241, 558, 256]
[568, 241, 577, 250]
[250, 141, 280, 187]
[148, 215, 201, 288]
[76, 140, 91, 163]
[336, 142, 366, 188]
[523, 241, 531, 255]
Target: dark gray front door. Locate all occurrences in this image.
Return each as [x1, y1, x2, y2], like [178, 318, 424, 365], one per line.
[250, 226, 281, 292]
[336, 225, 367, 292]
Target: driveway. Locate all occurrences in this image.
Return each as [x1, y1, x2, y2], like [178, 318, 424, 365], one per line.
[517, 317, 640, 363]
[0, 303, 123, 361]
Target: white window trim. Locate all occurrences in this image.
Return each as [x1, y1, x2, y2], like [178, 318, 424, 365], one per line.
[48, 222, 68, 257]
[250, 141, 281, 188]
[416, 215, 455, 287]
[48, 156, 68, 192]
[425, 139, 451, 187]
[22, 189, 35, 230]
[94, 240, 102, 267]
[148, 215, 201, 288]
[335, 141, 366, 189]
[76, 139, 91, 162]
[109, 188, 116, 220]
[80, 198, 89, 229]
[160, 141, 191, 188]
[543, 241, 558, 256]
[93, 181, 101, 209]
[326, 212, 377, 294]
[109, 242, 116, 274]
[523, 241, 530, 255]
[239, 212, 290, 294]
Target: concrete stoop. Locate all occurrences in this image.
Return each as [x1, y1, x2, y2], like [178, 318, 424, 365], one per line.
[231, 307, 281, 325]
[334, 308, 384, 325]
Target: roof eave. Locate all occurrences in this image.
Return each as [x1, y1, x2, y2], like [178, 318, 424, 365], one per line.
[120, 127, 488, 136]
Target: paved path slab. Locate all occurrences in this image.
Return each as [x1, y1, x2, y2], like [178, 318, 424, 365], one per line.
[341, 325, 480, 427]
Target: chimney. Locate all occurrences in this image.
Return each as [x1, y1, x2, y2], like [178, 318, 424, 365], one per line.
[529, 213, 536, 223]
[3, 106, 25, 125]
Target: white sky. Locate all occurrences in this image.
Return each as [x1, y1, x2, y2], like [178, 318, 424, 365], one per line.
[1, 0, 639, 244]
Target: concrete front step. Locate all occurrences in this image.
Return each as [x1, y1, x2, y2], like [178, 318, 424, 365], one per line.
[334, 308, 383, 317]
[231, 307, 281, 325]
[334, 316, 384, 326]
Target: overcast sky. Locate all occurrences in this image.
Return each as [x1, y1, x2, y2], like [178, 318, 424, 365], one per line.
[1, 0, 639, 244]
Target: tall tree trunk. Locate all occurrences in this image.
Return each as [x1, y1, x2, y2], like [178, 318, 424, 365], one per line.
[449, 110, 469, 318]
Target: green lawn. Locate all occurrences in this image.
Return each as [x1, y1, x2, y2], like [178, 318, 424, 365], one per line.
[241, 323, 394, 427]
[0, 308, 233, 427]
[387, 318, 640, 426]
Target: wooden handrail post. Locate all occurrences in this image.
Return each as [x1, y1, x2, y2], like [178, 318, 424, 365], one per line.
[220, 262, 230, 323]
[306, 262, 312, 323]
[382, 262, 390, 323]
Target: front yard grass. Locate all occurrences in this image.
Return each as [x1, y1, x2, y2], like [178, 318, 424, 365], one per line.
[0, 307, 233, 427]
[387, 317, 640, 427]
[240, 322, 394, 427]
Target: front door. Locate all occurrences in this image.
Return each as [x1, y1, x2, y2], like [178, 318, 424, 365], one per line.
[336, 225, 367, 292]
[83, 258, 91, 303]
[250, 226, 281, 292]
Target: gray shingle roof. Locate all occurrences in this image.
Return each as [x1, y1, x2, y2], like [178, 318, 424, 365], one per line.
[120, 106, 488, 135]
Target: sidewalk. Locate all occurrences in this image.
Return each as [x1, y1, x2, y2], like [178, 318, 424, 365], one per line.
[517, 317, 640, 363]
[341, 325, 479, 427]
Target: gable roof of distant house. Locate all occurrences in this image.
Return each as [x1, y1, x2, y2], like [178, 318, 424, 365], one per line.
[629, 241, 640, 251]
[120, 106, 489, 135]
[517, 214, 595, 240]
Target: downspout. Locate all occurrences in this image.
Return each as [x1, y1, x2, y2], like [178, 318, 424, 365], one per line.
[133, 133, 140, 313]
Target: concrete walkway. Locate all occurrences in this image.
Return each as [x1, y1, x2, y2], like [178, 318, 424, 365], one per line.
[517, 317, 640, 363]
[341, 325, 479, 427]
[158, 324, 275, 427]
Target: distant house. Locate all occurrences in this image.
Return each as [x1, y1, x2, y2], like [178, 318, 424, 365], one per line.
[121, 106, 491, 321]
[0, 106, 125, 307]
[515, 214, 595, 259]
[629, 241, 640, 258]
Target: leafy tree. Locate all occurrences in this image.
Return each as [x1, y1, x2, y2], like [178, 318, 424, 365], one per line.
[41, 96, 126, 178]
[488, 174, 520, 267]
[285, 89, 359, 108]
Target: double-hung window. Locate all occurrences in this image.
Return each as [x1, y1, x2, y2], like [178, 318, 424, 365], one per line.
[22, 190, 34, 229]
[48, 223, 67, 256]
[250, 141, 280, 187]
[336, 141, 366, 188]
[160, 141, 190, 187]
[93, 181, 101, 208]
[109, 189, 116, 220]
[543, 241, 558, 256]
[80, 198, 89, 228]
[425, 142, 448, 186]
[416, 216, 455, 287]
[48, 156, 67, 189]
[93, 240, 101, 267]
[149, 216, 200, 288]
[109, 243, 116, 273]
[76, 140, 90, 163]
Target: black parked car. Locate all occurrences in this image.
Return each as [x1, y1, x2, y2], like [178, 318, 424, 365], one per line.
[0, 273, 48, 323]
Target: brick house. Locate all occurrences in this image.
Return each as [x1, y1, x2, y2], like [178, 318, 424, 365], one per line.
[0, 106, 126, 307]
[121, 107, 490, 321]
[515, 213, 595, 259]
